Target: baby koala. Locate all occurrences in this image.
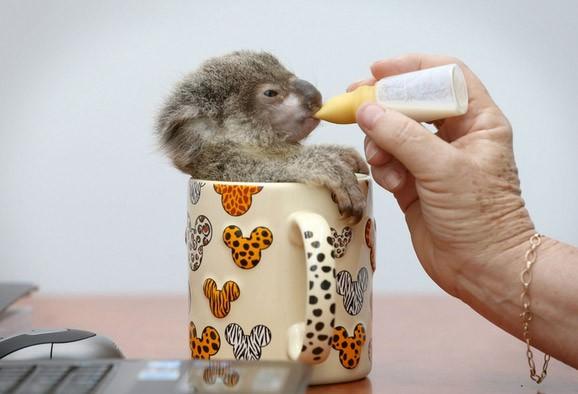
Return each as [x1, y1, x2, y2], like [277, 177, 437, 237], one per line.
[156, 51, 368, 221]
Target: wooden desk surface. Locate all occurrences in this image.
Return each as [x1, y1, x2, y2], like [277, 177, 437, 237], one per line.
[4, 294, 577, 393]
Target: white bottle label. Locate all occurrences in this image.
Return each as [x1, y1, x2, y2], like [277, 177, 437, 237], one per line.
[375, 64, 468, 122]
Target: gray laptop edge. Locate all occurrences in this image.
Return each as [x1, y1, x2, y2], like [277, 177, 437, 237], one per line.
[0, 359, 311, 394]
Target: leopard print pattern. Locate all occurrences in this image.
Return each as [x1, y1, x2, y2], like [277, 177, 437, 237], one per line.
[222, 225, 273, 269]
[213, 184, 263, 216]
[185, 214, 213, 271]
[327, 226, 352, 258]
[189, 321, 221, 360]
[331, 323, 366, 369]
[365, 218, 376, 272]
[202, 361, 240, 387]
[300, 229, 336, 363]
[203, 278, 240, 318]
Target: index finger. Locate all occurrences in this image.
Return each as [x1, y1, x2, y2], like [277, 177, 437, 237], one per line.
[371, 53, 496, 110]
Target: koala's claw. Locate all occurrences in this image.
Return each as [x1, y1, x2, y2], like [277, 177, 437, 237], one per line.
[304, 145, 367, 223]
[331, 181, 366, 224]
[357, 160, 370, 175]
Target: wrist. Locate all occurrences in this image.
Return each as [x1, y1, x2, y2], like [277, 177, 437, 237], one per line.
[454, 226, 559, 334]
[455, 238, 526, 328]
[457, 234, 578, 368]
[453, 218, 537, 333]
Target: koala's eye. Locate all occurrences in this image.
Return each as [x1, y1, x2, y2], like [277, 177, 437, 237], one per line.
[263, 89, 278, 97]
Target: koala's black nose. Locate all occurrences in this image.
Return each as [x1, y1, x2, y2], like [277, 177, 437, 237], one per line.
[293, 79, 322, 112]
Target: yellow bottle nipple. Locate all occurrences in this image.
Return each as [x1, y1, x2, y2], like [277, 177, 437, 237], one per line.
[314, 85, 376, 124]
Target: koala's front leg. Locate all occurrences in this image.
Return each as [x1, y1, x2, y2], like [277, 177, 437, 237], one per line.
[317, 144, 369, 175]
[284, 146, 367, 223]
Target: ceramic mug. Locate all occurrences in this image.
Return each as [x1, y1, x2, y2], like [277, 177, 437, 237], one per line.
[185, 175, 376, 385]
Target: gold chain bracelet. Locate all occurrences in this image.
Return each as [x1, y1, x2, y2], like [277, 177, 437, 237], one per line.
[520, 233, 550, 383]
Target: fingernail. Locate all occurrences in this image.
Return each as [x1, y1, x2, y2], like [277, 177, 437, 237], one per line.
[347, 79, 365, 92]
[365, 139, 379, 162]
[357, 104, 385, 130]
[381, 168, 403, 190]
[347, 78, 373, 92]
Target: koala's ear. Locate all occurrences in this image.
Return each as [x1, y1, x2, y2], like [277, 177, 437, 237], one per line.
[225, 323, 244, 346]
[357, 267, 369, 291]
[335, 270, 352, 296]
[156, 105, 199, 143]
[250, 325, 271, 347]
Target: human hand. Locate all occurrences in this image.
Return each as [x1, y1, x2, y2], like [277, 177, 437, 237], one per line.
[354, 54, 535, 299]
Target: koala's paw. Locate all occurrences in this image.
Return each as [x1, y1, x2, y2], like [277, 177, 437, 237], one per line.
[329, 174, 366, 224]
[304, 146, 367, 223]
[340, 147, 369, 175]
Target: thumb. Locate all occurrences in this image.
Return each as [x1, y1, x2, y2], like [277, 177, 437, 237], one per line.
[356, 104, 454, 177]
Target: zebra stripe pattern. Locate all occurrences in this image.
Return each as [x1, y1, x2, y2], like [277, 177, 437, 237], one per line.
[224, 323, 271, 361]
[336, 267, 369, 316]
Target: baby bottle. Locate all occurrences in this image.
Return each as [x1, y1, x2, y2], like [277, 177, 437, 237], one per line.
[315, 64, 468, 124]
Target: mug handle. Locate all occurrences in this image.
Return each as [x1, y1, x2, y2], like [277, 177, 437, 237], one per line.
[287, 211, 336, 364]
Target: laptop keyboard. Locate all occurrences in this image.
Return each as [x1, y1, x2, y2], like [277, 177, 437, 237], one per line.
[0, 363, 112, 394]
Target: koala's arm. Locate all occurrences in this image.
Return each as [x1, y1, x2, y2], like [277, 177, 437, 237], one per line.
[284, 145, 368, 222]
[192, 143, 368, 222]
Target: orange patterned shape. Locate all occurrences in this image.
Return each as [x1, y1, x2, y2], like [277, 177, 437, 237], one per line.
[331, 323, 366, 369]
[189, 321, 221, 360]
[365, 218, 376, 272]
[213, 184, 263, 216]
[222, 225, 273, 269]
[202, 361, 240, 387]
[368, 339, 373, 362]
[203, 278, 240, 318]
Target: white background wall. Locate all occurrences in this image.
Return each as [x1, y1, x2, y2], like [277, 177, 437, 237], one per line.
[1, 0, 577, 295]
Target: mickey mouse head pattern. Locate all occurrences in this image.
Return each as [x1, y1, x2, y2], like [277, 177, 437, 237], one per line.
[189, 179, 206, 205]
[223, 225, 273, 269]
[336, 267, 369, 316]
[213, 184, 263, 216]
[202, 361, 240, 387]
[203, 278, 240, 318]
[327, 226, 352, 258]
[189, 321, 221, 360]
[186, 215, 213, 271]
[331, 323, 367, 369]
[225, 323, 272, 361]
[365, 218, 376, 272]
[368, 339, 373, 362]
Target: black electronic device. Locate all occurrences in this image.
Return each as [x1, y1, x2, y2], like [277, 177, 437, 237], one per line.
[0, 282, 37, 316]
[0, 328, 123, 360]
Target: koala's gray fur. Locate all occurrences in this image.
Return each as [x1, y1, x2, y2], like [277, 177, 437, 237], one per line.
[156, 51, 368, 221]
